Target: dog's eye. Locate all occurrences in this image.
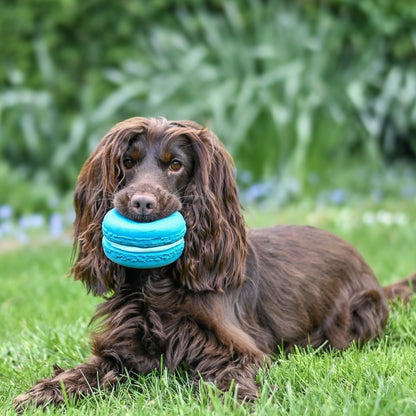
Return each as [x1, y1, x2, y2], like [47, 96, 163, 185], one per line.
[123, 157, 135, 169]
[169, 160, 182, 172]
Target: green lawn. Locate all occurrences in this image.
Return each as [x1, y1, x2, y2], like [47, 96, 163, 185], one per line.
[1, 201, 416, 415]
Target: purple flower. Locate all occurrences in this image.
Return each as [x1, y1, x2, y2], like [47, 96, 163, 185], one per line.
[244, 182, 271, 203]
[49, 213, 63, 238]
[18, 214, 45, 229]
[0, 221, 13, 238]
[18, 216, 32, 229]
[0, 205, 13, 220]
[330, 189, 346, 205]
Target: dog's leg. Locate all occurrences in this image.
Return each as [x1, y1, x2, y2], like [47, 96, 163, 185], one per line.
[14, 292, 160, 412]
[324, 289, 389, 350]
[383, 273, 416, 303]
[193, 351, 264, 401]
[13, 355, 122, 412]
[183, 324, 266, 403]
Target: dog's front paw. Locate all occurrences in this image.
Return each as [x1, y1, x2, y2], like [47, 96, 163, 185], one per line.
[14, 380, 65, 413]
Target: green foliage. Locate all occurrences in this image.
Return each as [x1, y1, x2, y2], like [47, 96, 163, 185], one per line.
[1, 0, 416, 213]
[0, 160, 57, 216]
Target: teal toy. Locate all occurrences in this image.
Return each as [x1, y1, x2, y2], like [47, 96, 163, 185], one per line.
[102, 209, 186, 268]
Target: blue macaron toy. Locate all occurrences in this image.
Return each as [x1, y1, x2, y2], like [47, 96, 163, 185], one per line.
[102, 209, 186, 269]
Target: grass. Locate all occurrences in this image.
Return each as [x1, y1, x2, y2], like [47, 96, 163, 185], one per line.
[1, 200, 416, 415]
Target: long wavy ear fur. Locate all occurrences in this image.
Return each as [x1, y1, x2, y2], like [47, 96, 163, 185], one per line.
[172, 121, 247, 292]
[71, 117, 149, 295]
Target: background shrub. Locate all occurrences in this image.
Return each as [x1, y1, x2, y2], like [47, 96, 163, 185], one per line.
[1, 0, 415, 214]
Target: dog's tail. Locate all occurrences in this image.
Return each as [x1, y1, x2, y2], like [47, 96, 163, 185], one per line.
[383, 273, 416, 303]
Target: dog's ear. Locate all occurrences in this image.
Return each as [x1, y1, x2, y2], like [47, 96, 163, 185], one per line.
[172, 121, 247, 292]
[71, 118, 149, 295]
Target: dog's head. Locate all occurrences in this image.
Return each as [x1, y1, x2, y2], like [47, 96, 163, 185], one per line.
[72, 117, 247, 295]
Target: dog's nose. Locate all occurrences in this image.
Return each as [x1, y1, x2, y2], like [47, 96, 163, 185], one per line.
[131, 194, 157, 216]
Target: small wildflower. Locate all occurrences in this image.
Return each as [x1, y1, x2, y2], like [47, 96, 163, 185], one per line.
[50, 213, 63, 238]
[330, 189, 346, 205]
[18, 214, 45, 229]
[18, 216, 31, 229]
[244, 183, 271, 203]
[362, 211, 408, 227]
[30, 214, 45, 228]
[0, 205, 13, 220]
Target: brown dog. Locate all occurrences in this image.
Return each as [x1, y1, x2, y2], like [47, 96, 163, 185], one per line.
[14, 117, 415, 411]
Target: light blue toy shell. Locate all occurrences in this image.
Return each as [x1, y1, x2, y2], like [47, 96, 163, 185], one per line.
[102, 209, 186, 269]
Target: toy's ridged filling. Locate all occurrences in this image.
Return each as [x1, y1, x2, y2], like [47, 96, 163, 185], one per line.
[103, 236, 184, 253]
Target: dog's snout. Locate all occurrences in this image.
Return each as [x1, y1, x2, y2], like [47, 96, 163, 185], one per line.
[131, 193, 157, 216]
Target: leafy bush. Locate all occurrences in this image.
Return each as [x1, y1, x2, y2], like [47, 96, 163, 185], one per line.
[1, 0, 415, 214]
[0, 160, 57, 216]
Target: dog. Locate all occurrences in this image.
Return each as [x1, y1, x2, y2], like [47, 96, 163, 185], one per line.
[14, 117, 415, 411]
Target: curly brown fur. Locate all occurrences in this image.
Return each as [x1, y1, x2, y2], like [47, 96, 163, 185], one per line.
[14, 117, 416, 412]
